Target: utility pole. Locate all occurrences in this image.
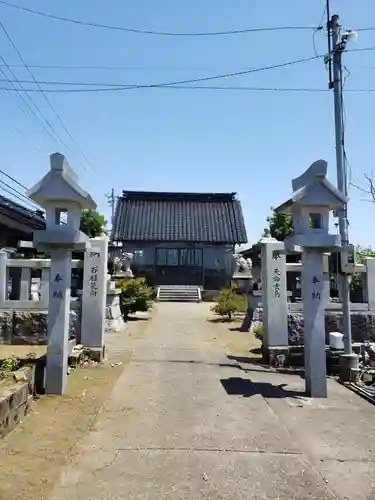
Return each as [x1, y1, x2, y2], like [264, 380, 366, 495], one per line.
[328, 13, 353, 354]
[106, 188, 116, 228]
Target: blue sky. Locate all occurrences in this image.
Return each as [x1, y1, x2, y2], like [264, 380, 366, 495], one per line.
[0, 0, 375, 246]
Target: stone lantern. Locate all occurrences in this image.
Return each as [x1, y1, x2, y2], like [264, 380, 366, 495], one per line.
[27, 153, 96, 395]
[274, 159, 348, 397]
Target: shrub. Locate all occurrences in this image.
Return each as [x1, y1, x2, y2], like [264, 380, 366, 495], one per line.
[253, 324, 264, 341]
[119, 277, 155, 319]
[0, 356, 20, 379]
[80, 209, 107, 238]
[211, 287, 247, 320]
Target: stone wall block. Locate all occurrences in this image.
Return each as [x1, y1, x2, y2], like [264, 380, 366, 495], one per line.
[0, 380, 30, 438]
[6, 309, 79, 345]
[0, 312, 13, 343]
[288, 311, 375, 345]
[12, 312, 48, 344]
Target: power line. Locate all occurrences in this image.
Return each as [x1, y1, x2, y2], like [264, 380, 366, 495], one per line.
[347, 47, 375, 54]
[3, 49, 374, 92]
[0, 24, 83, 150]
[0, 56, 59, 147]
[0, 167, 28, 191]
[0, 1, 317, 36]
[0, 182, 38, 209]
[312, 3, 327, 57]
[0, 68, 52, 149]
[0, 77, 335, 89]
[0, 177, 40, 210]
[0, 183, 38, 209]
[0, 19, 97, 175]
[355, 27, 375, 32]
[11, 125, 42, 154]
[0, 49, 375, 93]
[0, 167, 44, 211]
[0, 63, 313, 71]
[1, 84, 375, 93]
[0, 54, 323, 91]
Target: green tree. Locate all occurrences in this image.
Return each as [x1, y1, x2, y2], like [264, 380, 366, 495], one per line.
[263, 207, 293, 241]
[351, 246, 375, 298]
[211, 287, 247, 320]
[355, 246, 375, 263]
[80, 209, 107, 238]
[119, 277, 155, 319]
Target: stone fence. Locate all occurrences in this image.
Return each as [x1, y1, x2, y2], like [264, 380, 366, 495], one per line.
[0, 254, 83, 344]
[0, 254, 83, 310]
[255, 238, 375, 351]
[0, 237, 113, 347]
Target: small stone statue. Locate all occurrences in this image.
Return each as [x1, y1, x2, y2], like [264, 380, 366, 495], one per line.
[233, 254, 253, 275]
[106, 273, 116, 291]
[108, 251, 134, 277]
[111, 256, 122, 275]
[122, 252, 134, 277]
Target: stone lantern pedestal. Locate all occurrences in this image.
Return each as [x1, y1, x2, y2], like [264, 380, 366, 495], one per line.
[274, 160, 348, 398]
[27, 153, 96, 395]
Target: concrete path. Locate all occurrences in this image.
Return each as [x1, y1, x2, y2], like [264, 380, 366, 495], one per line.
[50, 303, 375, 500]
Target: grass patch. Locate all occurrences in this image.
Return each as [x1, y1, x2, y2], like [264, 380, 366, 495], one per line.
[0, 358, 127, 500]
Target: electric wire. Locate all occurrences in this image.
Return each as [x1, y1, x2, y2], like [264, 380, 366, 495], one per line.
[0, 20, 95, 174]
[0, 178, 40, 211]
[312, 3, 327, 57]
[0, 54, 324, 93]
[0, 57, 57, 147]
[0, 168, 45, 217]
[1, 1, 374, 37]
[0, 168, 43, 211]
[0, 183, 36, 208]
[0, 1, 318, 36]
[1, 84, 375, 93]
[0, 48, 373, 93]
[0, 168, 28, 191]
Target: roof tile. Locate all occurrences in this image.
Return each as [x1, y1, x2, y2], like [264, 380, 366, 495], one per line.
[112, 191, 247, 244]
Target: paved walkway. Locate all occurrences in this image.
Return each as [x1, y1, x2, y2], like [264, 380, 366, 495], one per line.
[50, 303, 375, 500]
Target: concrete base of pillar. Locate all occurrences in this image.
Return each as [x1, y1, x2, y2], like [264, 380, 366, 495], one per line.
[262, 346, 290, 368]
[339, 353, 360, 382]
[105, 289, 124, 332]
[85, 345, 105, 362]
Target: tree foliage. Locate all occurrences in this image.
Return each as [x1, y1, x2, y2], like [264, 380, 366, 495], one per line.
[355, 246, 375, 263]
[211, 287, 247, 320]
[351, 246, 375, 298]
[351, 174, 375, 204]
[80, 209, 107, 238]
[263, 207, 293, 241]
[119, 277, 155, 319]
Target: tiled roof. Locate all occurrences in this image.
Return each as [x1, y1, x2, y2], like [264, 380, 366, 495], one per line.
[112, 191, 247, 244]
[0, 196, 45, 230]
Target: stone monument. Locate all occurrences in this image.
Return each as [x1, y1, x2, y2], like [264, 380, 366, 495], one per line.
[27, 152, 96, 395]
[81, 235, 109, 360]
[259, 235, 288, 356]
[274, 159, 348, 397]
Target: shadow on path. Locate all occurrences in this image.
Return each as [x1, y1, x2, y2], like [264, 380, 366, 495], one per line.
[220, 377, 305, 399]
[227, 354, 305, 378]
[126, 316, 149, 322]
[227, 354, 264, 365]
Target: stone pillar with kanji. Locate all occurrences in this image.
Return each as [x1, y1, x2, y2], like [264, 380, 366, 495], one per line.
[81, 235, 109, 360]
[260, 237, 288, 354]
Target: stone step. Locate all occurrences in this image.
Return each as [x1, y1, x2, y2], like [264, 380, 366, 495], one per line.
[157, 285, 201, 302]
[158, 297, 199, 302]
